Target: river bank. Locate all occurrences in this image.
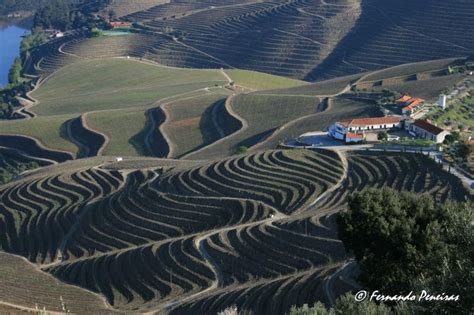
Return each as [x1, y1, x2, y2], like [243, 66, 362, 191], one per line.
[0, 15, 32, 87]
[0, 21, 30, 87]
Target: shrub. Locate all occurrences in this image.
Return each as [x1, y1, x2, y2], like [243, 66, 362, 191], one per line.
[290, 293, 403, 315]
[236, 146, 249, 155]
[377, 131, 388, 141]
[218, 305, 239, 315]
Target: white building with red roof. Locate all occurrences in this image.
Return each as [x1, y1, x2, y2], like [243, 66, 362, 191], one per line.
[396, 95, 425, 116]
[329, 116, 402, 143]
[406, 119, 449, 143]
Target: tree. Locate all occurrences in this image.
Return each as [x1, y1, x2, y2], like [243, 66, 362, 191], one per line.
[34, 0, 72, 31]
[413, 201, 473, 314]
[377, 131, 388, 142]
[456, 142, 472, 161]
[337, 188, 447, 295]
[290, 292, 407, 315]
[108, 9, 117, 21]
[337, 188, 473, 314]
[8, 57, 22, 84]
[443, 132, 460, 144]
[236, 146, 248, 155]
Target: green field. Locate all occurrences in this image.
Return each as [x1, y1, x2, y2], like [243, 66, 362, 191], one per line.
[2, 58, 317, 157]
[31, 59, 228, 116]
[225, 69, 309, 90]
[0, 115, 78, 154]
[210, 94, 320, 153]
[86, 109, 149, 156]
[163, 92, 230, 157]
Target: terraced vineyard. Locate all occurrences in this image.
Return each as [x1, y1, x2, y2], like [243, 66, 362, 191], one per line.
[0, 252, 112, 313]
[0, 147, 52, 185]
[1, 2, 473, 312]
[187, 96, 382, 160]
[17, 0, 474, 84]
[5, 57, 332, 160]
[0, 148, 470, 313]
[92, 0, 473, 81]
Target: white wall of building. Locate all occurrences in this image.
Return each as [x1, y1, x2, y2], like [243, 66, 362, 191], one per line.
[438, 94, 447, 110]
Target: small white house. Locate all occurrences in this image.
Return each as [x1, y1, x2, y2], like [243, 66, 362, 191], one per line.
[407, 120, 449, 143]
[345, 132, 364, 143]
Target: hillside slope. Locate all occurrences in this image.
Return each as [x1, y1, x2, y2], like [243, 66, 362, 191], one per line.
[0, 150, 469, 313]
[116, 0, 474, 81]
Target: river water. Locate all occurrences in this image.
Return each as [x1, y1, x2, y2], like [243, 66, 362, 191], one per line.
[0, 24, 29, 87]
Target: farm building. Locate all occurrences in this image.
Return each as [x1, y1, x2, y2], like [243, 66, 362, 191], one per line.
[396, 95, 425, 117]
[109, 21, 132, 29]
[345, 132, 365, 143]
[396, 95, 412, 104]
[329, 116, 402, 142]
[407, 119, 449, 143]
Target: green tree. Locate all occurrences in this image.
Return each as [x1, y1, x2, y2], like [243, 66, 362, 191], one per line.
[456, 142, 472, 161]
[337, 188, 447, 295]
[377, 131, 388, 141]
[443, 132, 460, 144]
[337, 188, 473, 314]
[34, 0, 71, 31]
[8, 57, 22, 84]
[236, 146, 249, 155]
[290, 292, 406, 315]
[414, 201, 473, 314]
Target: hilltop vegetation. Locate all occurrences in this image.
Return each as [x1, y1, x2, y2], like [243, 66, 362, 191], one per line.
[102, 0, 474, 81]
[30, 58, 226, 116]
[4, 57, 330, 159]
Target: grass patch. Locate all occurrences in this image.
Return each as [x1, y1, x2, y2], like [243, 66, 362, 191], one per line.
[0, 114, 78, 154]
[225, 69, 309, 90]
[164, 92, 230, 157]
[232, 94, 319, 147]
[31, 58, 227, 116]
[86, 109, 148, 156]
[392, 139, 436, 146]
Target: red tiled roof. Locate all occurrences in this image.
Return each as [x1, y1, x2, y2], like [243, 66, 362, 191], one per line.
[396, 95, 412, 103]
[346, 132, 364, 139]
[413, 120, 444, 135]
[109, 21, 132, 27]
[338, 116, 402, 128]
[403, 98, 424, 111]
